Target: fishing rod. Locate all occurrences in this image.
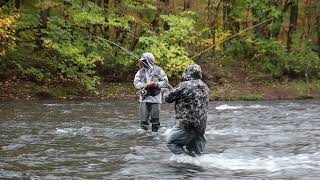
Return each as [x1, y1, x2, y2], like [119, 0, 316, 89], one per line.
[94, 36, 139, 59]
[94, 35, 173, 90]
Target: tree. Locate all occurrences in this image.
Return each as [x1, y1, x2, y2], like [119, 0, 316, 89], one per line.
[0, 14, 18, 57]
[316, 0, 320, 55]
[207, 0, 223, 59]
[287, 0, 298, 51]
[183, 0, 192, 11]
[223, 0, 231, 31]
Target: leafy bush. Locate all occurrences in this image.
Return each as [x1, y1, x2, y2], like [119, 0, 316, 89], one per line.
[138, 14, 195, 77]
[41, 1, 106, 90]
[285, 38, 320, 78]
[249, 39, 288, 78]
[0, 14, 19, 57]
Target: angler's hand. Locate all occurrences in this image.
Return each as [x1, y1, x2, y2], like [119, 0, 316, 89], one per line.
[144, 82, 158, 89]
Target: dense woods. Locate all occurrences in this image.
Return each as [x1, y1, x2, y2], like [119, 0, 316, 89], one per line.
[0, 0, 319, 92]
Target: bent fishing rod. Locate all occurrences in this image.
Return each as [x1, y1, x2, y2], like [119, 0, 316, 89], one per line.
[94, 36, 173, 89]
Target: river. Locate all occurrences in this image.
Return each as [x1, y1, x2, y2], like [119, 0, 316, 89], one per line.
[0, 100, 319, 179]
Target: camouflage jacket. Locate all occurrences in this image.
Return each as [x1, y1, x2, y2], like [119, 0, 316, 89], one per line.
[164, 64, 209, 135]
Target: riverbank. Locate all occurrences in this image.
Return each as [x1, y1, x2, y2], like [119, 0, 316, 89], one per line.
[1, 78, 319, 101]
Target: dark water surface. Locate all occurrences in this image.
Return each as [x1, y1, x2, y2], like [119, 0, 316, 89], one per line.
[0, 100, 320, 179]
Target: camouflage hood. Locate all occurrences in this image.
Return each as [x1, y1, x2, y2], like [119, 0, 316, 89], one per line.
[182, 64, 203, 81]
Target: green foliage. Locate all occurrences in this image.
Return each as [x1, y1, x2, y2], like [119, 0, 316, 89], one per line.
[244, 0, 283, 36]
[0, 13, 19, 57]
[224, 34, 320, 79]
[1, 0, 319, 94]
[238, 94, 263, 101]
[33, 89, 55, 99]
[245, 0, 281, 20]
[285, 38, 320, 78]
[160, 15, 195, 43]
[70, 3, 105, 27]
[251, 36, 320, 79]
[41, 0, 107, 90]
[106, 13, 132, 30]
[138, 14, 195, 77]
[23, 67, 45, 82]
[250, 39, 288, 78]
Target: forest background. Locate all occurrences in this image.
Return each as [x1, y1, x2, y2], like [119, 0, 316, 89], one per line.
[0, 0, 320, 100]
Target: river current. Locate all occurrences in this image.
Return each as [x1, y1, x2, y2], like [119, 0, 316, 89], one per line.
[0, 100, 320, 179]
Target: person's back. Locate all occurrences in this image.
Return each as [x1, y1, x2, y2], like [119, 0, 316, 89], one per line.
[164, 64, 209, 156]
[166, 79, 209, 135]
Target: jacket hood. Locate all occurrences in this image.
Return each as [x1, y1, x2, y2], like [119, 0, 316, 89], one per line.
[140, 52, 155, 69]
[182, 64, 202, 81]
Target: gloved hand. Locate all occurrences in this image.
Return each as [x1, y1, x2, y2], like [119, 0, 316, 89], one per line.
[144, 82, 159, 89]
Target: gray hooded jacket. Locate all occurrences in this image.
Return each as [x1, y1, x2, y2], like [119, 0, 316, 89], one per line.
[164, 64, 209, 135]
[133, 52, 168, 103]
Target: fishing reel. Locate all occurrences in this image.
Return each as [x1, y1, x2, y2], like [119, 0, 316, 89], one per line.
[137, 88, 148, 96]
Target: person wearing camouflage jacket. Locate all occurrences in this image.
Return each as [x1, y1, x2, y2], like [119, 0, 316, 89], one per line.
[163, 64, 209, 156]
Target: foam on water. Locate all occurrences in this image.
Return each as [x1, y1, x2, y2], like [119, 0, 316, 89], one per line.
[216, 104, 243, 110]
[206, 127, 261, 136]
[248, 104, 269, 109]
[216, 104, 269, 110]
[170, 152, 320, 172]
[55, 127, 92, 136]
[162, 128, 172, 137]
[43, 103, 64, 107]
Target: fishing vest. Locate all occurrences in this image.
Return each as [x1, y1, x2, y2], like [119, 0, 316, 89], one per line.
[140, 67, 162, 96]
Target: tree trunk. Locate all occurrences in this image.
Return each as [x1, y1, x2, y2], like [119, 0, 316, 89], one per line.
[40, 8, 50, 27]
[14, 0, 20, 9]
[160, 0, 169, 6]
[151, 12, 160, 32]
[287, 0, 298, 51]
[272, 0, 291, 38]
[316, 0, 320, 55]
[81, 0, 85, 7]
[223, 0, 231, 31]
[207, 0, 223, 61]
[183, 0, 192, 10]
[113, 0, 122, 42]
[208, 0, 215, 57]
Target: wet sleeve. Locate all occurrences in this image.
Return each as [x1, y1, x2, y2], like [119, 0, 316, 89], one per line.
[158, 69, 169, 88]
[164, 83, 185, 103]
[133, 70, 145, 89]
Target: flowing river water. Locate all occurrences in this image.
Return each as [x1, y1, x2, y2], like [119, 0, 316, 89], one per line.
[0, 100, 320, 179]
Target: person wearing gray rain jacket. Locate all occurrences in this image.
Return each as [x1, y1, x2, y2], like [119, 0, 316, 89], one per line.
[163, 64, 209, 156]
[133, 52, 169, 132]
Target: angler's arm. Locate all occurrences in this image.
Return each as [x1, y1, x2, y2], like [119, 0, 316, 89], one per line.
[163, 83, 186, 103]
[133, 71, 145, 89]
[158, 69, 169, 88]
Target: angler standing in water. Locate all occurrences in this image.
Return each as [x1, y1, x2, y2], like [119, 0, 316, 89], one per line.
[163, 64, 209, 157]
[133, 52, 169, 132]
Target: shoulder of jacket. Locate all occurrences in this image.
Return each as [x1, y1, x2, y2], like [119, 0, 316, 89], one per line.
[138, 68, 145, 73]
[154, 65, 162, 70]
[178, 81, 191, 89]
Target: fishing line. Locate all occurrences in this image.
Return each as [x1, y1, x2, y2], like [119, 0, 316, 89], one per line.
[190, 18, 274, 59]
[94, 35, 173, 89]
[94, 36, 140, 59]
